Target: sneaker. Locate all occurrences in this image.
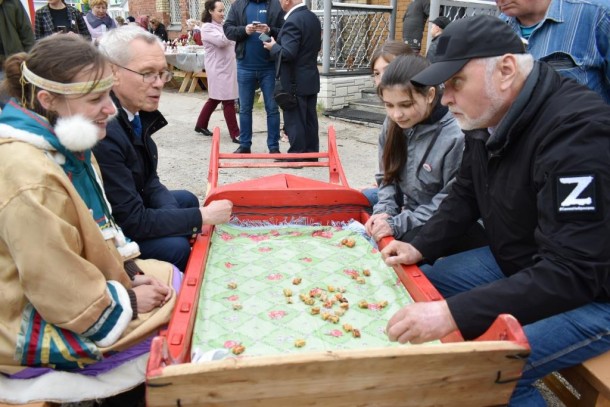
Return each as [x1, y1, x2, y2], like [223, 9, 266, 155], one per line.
[194, 127, 213, 136]
[269, 149, 281, 154]
[231, 136, 240, 144]
[233, 146, 251, 154]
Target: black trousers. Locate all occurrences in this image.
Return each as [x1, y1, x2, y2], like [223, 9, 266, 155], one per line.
[283, 93, 319, 153]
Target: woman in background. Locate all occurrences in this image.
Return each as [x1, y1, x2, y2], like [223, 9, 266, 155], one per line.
[194, 0, 239, 143]
[84, 0, 117, 41]
[149, 17, 168, 42]
[34, 0, 90, 40]
[365, 55, 486, 254]
[0, 34, 175, 404]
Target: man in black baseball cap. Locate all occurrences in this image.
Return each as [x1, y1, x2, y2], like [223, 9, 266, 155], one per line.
[413, 14, 525, 86]
[383, 12, 610, 407]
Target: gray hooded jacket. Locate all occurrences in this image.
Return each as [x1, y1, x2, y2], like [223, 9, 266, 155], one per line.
[372, 110, 464, 239]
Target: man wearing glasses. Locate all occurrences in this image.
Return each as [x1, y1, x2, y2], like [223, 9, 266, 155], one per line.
[94, 26, 232, 271]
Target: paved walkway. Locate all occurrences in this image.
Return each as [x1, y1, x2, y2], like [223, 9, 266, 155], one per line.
[155, 88, 381, 201]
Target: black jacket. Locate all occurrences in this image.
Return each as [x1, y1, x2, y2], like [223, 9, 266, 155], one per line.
[223, 0, 284, 60]
[412, 62, 610, 339]
[151, 23, 168, 42]
[92, 94, 202, 241]
[269, 5, 321, 96]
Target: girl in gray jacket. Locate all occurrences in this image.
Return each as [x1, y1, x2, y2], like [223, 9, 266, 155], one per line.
[365, 55, 485, 250]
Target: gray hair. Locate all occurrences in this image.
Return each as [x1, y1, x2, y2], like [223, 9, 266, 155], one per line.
[98, 25, 162, 66]
[479, 53, 534, 79]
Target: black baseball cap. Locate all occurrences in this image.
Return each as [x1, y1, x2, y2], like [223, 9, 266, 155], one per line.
[431, 16, 451, 30]
[412, 14, 526, 86]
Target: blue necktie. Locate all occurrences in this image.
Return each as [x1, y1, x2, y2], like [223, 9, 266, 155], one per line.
[130, 115, 142, 138]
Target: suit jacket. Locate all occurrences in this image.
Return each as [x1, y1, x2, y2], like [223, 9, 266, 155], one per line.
[92, 94, 202, 241]
[270, 5, 321, 96]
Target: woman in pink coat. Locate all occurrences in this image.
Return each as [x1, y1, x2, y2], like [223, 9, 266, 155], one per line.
[194, 0, 239, 143]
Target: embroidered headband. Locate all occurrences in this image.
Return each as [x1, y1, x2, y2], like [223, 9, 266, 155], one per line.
[21, 62, 114, 95]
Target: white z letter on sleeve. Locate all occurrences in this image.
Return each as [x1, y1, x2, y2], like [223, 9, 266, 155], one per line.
[559, 176, 593, 208]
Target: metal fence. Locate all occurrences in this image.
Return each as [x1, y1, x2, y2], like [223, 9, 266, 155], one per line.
[311, 0, 496, 75]
[426, 0, 499, 47]
[313, 1, 396, 75]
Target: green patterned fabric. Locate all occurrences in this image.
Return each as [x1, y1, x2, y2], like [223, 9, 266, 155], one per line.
[192, 224, 435, 359]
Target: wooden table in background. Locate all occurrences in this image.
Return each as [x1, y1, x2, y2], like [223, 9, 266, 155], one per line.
[165, 52, 208, 93]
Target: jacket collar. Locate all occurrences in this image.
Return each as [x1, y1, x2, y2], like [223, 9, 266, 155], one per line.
[110, 92, 168, 140]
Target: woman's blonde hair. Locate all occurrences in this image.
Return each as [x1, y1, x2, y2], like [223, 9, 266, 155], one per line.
[89, 0, 108, 8]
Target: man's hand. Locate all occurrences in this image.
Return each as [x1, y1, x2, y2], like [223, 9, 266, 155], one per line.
[132, 280, 172, 314]
[365, 213, 392, 241]
[381, 240, 423, 266]
[386, 301, 458, 344]
[201, 199, 233, 225]
[254, 23, 270, 34]
[262, 36, 276, 51]
[245, 23, 257, 35]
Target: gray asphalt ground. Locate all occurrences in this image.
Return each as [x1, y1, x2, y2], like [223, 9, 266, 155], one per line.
[154, 87, 564, 407]
[154, 87, 380, 200]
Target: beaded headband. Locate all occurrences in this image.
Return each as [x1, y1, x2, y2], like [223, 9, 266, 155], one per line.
[21, 62, 114, 95]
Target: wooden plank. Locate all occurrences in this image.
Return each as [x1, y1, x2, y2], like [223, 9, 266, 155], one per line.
[147, 341, 528, 407]
[546, 351, 610, 407]
[178, 72, 192, 93]
[580, 352, 610, 401]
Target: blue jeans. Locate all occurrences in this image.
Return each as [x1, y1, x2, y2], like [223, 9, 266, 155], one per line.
[137, 190, 199, 271]
[362, 187, 378, 207]
[237, 66, 280, 151]
[421, 247, 610, 406]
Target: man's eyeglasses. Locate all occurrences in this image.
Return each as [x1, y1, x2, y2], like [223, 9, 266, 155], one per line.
[116, 65, 173, 84]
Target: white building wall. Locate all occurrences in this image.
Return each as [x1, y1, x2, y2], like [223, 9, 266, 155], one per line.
[318, 74, 373, 110]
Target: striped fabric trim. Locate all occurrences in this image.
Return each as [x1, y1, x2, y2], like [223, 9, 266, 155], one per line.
[82, 281, 133, 348]
[14, 282, 133, 369]
[15, 304, 101, 370]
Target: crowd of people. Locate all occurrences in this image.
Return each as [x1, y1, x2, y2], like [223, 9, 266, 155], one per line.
[0, 0, 609, 405]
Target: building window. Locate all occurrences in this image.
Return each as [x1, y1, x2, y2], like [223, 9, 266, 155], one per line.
[169, 0, 181, 25]
[188, 0, 200, 20]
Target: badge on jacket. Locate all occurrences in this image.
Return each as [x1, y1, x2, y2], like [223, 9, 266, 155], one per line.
[555, 173, 600, 220]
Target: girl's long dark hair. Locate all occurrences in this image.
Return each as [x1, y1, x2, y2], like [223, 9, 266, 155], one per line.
[378, 55, 441, 185]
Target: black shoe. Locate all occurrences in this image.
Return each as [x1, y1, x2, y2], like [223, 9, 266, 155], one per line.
[195, 127, 213, 136]
[274, 158, 303, 168]
[231, 137, 240, 144]
[269, 149, 281, 154]
[234, 146, 251, 154]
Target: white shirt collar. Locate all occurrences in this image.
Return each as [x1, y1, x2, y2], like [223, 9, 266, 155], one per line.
[284, 2, 305, 20]
[123, 108, 138, 122]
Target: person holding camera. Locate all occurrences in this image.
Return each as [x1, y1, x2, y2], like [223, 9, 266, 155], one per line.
[34, 0, 90, 40]
[262, 0, 321, 157]
[223, 0, 285, 154]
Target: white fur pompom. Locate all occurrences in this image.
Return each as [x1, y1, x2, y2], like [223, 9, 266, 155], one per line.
[54, 115, 100, 152]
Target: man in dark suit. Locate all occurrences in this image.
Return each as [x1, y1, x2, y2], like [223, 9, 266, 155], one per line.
[94, 26, 232, 271]
[263, 0, 321, 156]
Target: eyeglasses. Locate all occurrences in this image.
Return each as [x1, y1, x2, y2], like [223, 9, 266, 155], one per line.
[116, 64, 173, 84]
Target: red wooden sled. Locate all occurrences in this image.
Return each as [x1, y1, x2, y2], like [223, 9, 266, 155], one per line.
[145, 127, 529, 407]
